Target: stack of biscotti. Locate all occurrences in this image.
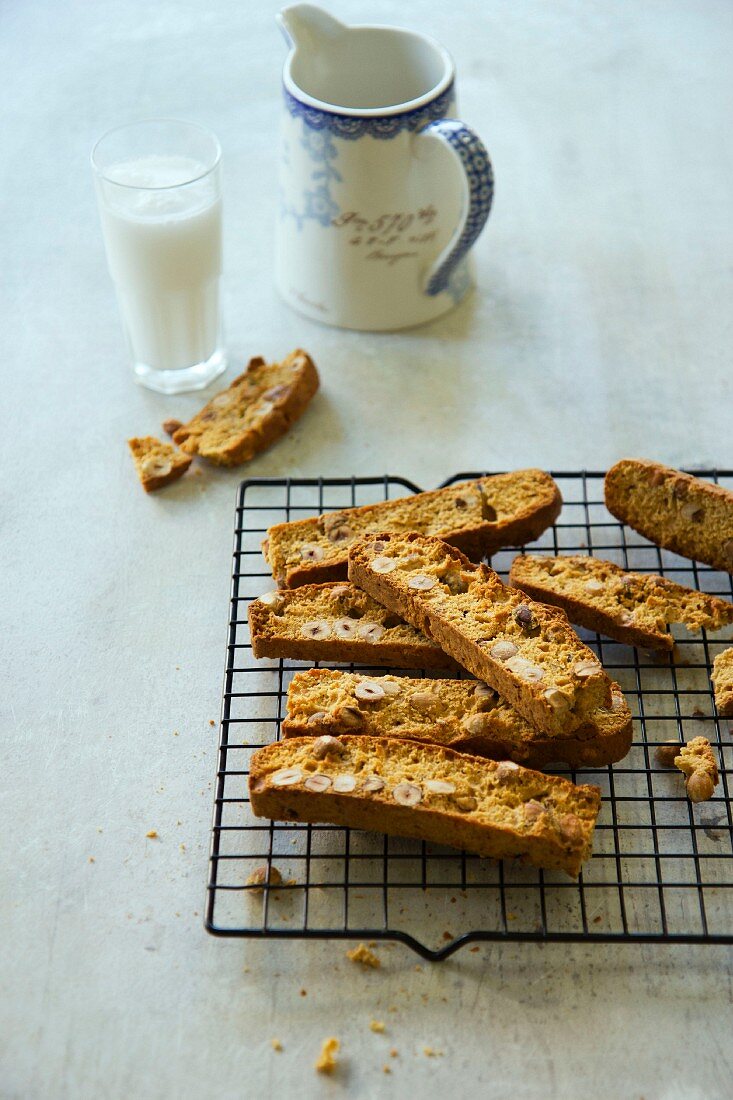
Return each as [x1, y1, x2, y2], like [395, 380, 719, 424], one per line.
[247, 470, 611, 873]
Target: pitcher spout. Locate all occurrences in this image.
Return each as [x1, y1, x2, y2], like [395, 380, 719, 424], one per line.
[277, 4, 346, 52]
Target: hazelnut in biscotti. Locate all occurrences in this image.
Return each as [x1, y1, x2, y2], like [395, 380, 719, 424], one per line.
[348, 532, 613, 737]
[674, 737, 719, 803]
[248, 582, 458, 669]
[711, 648, 733, 716]
[128, 436, 192, 492]
[263, 469, 562, 588]
[604, 459, 733, 573]
[282, 668, 632, 769]
[171, 348, 319, 466]
[249, 735, 601, 877]
[509, 554, 733, 652]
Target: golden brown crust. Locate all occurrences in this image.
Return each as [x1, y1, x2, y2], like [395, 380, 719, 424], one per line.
[604, 459, 733, 573]
[172, 349, 319, 466]
[348, 532, 612, 737]
[281, 669, 632, 769]
[263, 470, 562, 588]
[248, 582, 458, 669]
[249, 735, 601, 877]
[127, 436, 192, 493]
[712, 647, 733, 716]
[510, 555, 733, 652]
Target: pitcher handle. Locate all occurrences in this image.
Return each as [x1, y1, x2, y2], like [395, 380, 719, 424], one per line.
[413, 119, 494, 297]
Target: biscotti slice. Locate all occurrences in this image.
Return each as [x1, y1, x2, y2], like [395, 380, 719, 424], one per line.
[712, 648, 733, 716]
[249, 735, 601, 878]
[128, 436, 192, 493]
[605, 459, 733, 573]
[282, 669, 633, 769]
[349, 533, 613, 737]
[674, 737, 719, 803]
[510, 555, 733, 652]
[248, 582, 458, 669]
[264, 469, 562, 588]
[171, 349, 319, 466]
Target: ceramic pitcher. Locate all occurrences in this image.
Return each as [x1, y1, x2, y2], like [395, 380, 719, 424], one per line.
[275, 4, 494, 331]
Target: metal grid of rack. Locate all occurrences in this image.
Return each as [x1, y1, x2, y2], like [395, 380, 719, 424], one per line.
[205, 472, 733, 960]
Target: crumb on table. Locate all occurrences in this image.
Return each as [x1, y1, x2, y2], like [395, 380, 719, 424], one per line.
[369, 1020, 385, 1033]
[315, 1037, 340, 1074]
[347, 943, 380, 969]
[145, 830, 158, 839]
[271, 1039, 283, 1052]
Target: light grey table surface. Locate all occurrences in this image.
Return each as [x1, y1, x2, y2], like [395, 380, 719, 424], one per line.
[3, 1, 733, 1097]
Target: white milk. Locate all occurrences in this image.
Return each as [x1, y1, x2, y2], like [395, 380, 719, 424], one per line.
[97, 155, 222, 372]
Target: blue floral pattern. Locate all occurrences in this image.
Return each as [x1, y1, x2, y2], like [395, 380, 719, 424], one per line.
[420, 120, 494, 296]
[281, 124, 343, 228]
[303, 183, 339, 226]
[284, 83, 456, 139]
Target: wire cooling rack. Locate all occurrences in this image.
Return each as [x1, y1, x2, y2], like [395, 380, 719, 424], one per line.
[205, 472, 733, 960]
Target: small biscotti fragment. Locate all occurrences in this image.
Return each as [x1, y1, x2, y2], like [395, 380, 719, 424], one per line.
[172, 349, 319, 466]
[712, 648, 733, 717]
[249, 735, 601, 878]
[510, 554, 733, 651]
[263, 469, 562, 588]
[128, 436, 192, 493]
[674, 737, 719, 803]
[282, 669, 632, 769]
[315, 1037, 340, 1075]
[605, 459, 733, 573]
[348, 533, 613, 737]
[248, 581, 457, 669]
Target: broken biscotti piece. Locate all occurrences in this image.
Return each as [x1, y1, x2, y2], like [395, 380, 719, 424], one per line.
[605, 459, 733, 573]
[282, 669, 632, 769]
[348, 533, 613, 737]
[674, 737, 719, 803]
[712, 648, 733, 716]
[509, 555, 733, 652]
[249, 735, 601, 878]
[128, 436, 192, 493]
[263, 469, 562, 588]
[248, 582, 458, 669]
[171, 349, 319, 466]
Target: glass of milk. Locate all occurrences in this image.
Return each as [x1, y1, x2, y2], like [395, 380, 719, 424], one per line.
[92, 119, 226, 394]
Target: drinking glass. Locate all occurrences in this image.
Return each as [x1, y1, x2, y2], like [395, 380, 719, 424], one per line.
[92, 119, 226, 394]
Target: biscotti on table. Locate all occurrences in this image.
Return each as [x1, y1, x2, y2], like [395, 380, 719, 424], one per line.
[248, 582, 458, 669]
[510, 554, 733, 651]
[348, 532, 613, 737]
[605, 459, 733, 573]
[249, 735, 601, 877]
[172, 349, 319, 466]
[128, 436, 192, 492]
[263, 469, 562, 588]
[282, 669, 632, 769]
